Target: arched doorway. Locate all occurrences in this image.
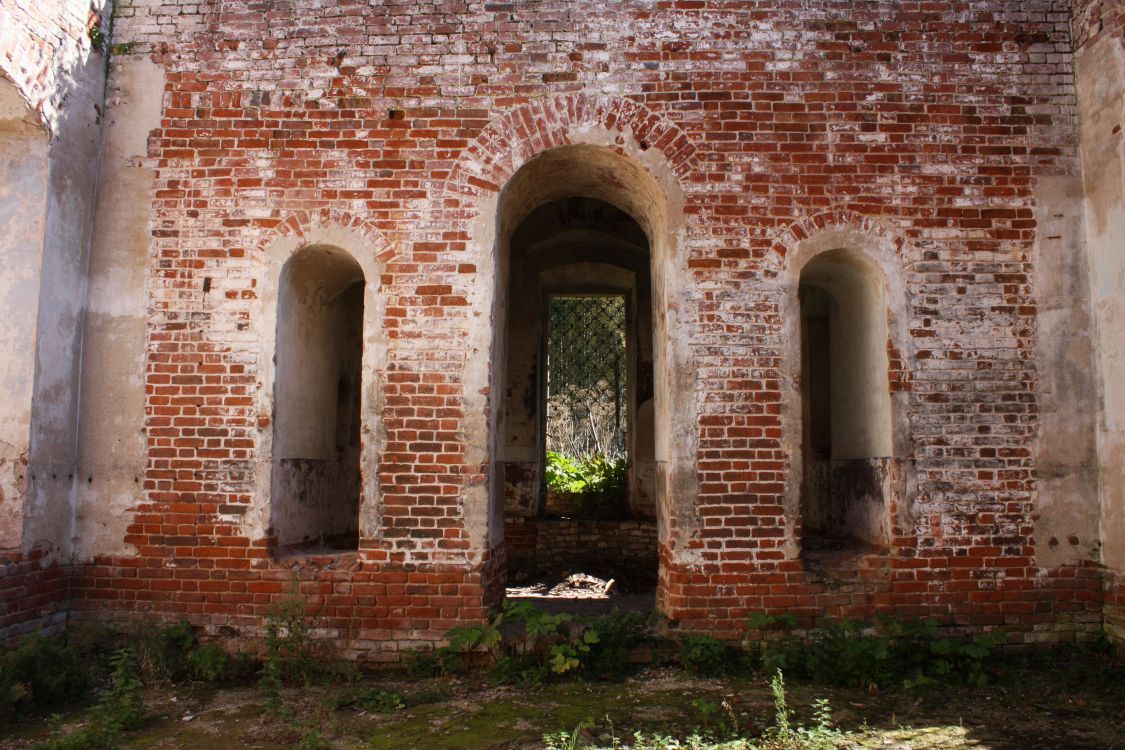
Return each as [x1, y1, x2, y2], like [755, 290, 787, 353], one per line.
[485, 144, 689, 613]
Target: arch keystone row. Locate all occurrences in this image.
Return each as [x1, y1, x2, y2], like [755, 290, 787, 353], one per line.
[444, 94, 701, 205]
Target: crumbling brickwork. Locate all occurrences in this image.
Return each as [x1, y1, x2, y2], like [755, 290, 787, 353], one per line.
[1, 0, 1122, 657]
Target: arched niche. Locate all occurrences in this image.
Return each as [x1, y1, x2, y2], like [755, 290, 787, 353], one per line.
[270, 244, 366, 554]
[798, 248, 893, 549]
[778, 220, 916, 567]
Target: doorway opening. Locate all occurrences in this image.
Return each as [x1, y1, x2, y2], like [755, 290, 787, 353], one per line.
[501, 196, 657, 614]
[544, 293, 629, 519]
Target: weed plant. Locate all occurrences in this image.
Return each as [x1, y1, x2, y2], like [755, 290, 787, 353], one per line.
[679, 635, 732, 677]
[441, 601, 661, 684]
[744, 612, 1006, 689]
[541, 670, 845, 750]
[259, 582, 324, 714]
[33, 649, 145, 750]
[582, 610, 663, 679]
[134, 619, 256, 684]
[545, 451, 629, 519]
[0, 634, 92, 727]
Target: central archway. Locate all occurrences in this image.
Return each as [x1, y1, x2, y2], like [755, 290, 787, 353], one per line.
[482, 142, 694, 614]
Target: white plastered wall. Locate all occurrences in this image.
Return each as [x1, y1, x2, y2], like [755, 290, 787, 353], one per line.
[74, 56, 165, 559]
[1077, 35, 1125, 585]
[0, 78, 48, 551]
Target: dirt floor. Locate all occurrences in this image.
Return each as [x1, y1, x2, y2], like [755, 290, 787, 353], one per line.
[2, 650, 1123, 750]
[506, 572, 656, 617]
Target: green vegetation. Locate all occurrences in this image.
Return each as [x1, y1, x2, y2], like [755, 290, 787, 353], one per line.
[6, 620, 255, 746]
[545, 451, 629, 518]
[32, 649, 144, 750]
[135, 619, 255, 684]
[744, 613, 1006, 690]
[442, 600, 604, 683]
[438, 602, 665, 684]
[0, 633, 92, 727]
[0, 590, 1103, 750]
[679, 635, 732, 677]
[541, 671, 845, 750]
[435, 601, 1008, 693]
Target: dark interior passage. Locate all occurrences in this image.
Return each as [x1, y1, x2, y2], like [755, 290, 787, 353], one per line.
[500, 197, 658, 607]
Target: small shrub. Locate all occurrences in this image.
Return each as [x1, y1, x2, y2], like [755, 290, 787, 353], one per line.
[34, 648, 145, 750]
[188, 644, 229, 681]
[134, 621, 252, 684]
[262, 583, 320, 686]
[0, 635, 91, 727]
[101, 649, 145, 731]
[761, 670, 840, 750]
[441, 600, 602, 683]
[259, 583, 322, 715]
[404, 647, 463, 678]
[689, 697, 742, 739]
[582, 609, 662, 679]
[680, 635, 729, 677]
[356, 688, 405, 713]
[292, 725, 333, 750]
[545, 451, 628, 519]
[744, 612, 1006, 689]
[136, 620, 196, 681]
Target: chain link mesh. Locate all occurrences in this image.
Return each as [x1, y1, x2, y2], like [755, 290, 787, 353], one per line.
[546, 295, 628, 459]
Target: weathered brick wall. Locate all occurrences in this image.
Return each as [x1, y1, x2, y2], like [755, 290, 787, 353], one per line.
[0, 551, 67, 640]
[41, 0, 1109, 656]
[0, 0, 104, 124]
[505, 518, 658, 588]
[1073, 0, 1125, 46]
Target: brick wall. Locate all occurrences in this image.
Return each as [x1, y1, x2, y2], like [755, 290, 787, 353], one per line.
[0, 0, 1112, 656]
[0, 0, 105, 125]
[0, 551, 67, 640]
[505, 518, 658, 588]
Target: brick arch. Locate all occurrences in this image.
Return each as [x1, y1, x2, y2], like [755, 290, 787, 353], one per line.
[766, 209, 908, 278]
[773, 209, 913, 393]
[444, 94, 703, 609]
[248, 210, 394, 552]
[253, 208, 395, 264]
[442, 93, 700, 207]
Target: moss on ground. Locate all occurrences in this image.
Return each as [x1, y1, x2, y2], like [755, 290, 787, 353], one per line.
[3, 655, 1122, 750]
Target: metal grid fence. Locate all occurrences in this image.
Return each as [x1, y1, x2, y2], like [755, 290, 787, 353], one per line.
[545, 295, 628, 459]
